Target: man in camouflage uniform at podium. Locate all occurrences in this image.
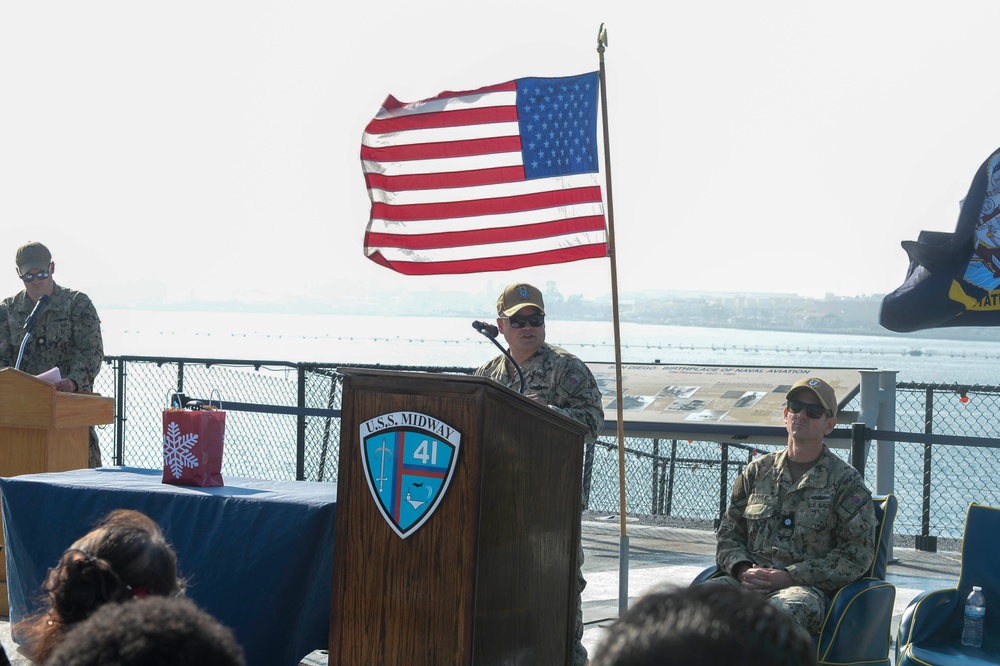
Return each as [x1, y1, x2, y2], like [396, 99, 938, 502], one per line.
[0, 242, 104, 467]
[476, 282, 603, 666]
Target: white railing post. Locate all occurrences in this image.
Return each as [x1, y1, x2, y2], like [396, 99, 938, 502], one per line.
[856, 371, 882, 470]
[875, 370, 897, 497]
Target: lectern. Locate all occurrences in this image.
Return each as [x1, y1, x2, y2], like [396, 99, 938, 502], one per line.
[0, 367, 114, 613]
[330, 368, 588, 666]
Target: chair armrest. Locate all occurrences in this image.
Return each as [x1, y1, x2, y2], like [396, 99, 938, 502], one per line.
[817, 578, 895, 665]
[690, 564, 723, 585]
[896, 589, 962, 650]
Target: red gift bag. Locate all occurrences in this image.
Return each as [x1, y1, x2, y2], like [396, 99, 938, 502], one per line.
[162, 397, 225, 487]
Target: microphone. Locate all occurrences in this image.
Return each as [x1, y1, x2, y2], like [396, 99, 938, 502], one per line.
[471, 319, 525, 394]
[472, 320, 499, 338]
[23, 295, 51, 331]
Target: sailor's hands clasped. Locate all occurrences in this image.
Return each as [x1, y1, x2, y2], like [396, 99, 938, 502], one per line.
[740, 565, 793, 594]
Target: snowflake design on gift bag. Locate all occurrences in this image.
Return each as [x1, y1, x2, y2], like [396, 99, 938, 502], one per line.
[163, 421, 200, 478]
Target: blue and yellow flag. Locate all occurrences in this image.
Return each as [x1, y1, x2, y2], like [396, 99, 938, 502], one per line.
[881, 146, 1000, 332]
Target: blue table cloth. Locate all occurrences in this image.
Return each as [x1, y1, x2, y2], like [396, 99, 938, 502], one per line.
[0, 467, 336, 666]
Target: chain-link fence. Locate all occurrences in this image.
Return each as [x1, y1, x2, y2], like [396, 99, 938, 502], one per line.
[582, 436, 766, 530]
[94, 357, 999, 547]
[93, 358, 474, 482]
[890, 383, 1000, 543]
[98, 358, 312, 480]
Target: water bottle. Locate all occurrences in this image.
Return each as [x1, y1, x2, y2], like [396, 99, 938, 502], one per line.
[961, 586, 986, 649]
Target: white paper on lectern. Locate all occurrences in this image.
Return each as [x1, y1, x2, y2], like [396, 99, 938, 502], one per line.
[34, 367, 62, 384]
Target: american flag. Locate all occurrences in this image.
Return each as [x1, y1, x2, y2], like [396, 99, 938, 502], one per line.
[361, 71, 608, 275]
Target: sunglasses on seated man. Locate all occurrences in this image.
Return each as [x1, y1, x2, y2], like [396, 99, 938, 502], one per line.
[502, 313, 546, 328]
[19, 271, 51, 283]
[786, 399, 831, 419]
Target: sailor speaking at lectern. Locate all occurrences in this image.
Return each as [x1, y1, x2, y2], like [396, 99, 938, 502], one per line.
[0, 241, 104, 466]
[475, 282, 603, 666]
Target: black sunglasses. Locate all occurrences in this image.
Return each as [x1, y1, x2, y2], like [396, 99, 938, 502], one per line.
[786, 399, 829, 419]
[19, 271, 50, 283]
[504, 314, 545, 328]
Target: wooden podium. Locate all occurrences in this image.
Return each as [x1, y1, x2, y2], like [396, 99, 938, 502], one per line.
[330, 368, 588, 666]
[0, 367, 115, 613]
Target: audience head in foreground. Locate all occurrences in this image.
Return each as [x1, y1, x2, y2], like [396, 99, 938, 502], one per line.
[45, 596, 245, 666]
[17, 509, 184, 664]
[589, 583, 817, 666]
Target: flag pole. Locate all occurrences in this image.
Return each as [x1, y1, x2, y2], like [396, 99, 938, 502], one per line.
[596, 23, 629, 616]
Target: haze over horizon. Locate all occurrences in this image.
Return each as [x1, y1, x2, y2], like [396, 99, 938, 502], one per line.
[97, 284, 889, 311]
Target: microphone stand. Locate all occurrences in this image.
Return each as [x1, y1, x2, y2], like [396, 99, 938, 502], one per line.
[16, 294, 50, 371]
[472, 321, 525, 395]
[14, 331, 32, 371]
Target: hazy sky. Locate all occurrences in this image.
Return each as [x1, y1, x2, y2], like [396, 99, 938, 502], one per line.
[4, 2, 1000, 310]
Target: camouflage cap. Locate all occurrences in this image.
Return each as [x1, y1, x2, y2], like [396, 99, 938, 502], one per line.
[16, 241, 52, 273]
[497, 283, 545, 317]
[786, 377, 838, 416]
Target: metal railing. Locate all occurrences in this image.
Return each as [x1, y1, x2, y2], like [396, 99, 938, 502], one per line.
[93, 356, 1000, 548]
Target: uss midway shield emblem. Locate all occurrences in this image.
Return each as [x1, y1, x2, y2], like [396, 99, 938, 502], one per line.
[360, 411, 461, 539]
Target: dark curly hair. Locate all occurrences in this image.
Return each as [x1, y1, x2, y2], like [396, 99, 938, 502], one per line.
[43, 549, 130, 625]
[16, 510, 185, 664]
[46, 596, 245, 666]
[589, 583, 816, 666]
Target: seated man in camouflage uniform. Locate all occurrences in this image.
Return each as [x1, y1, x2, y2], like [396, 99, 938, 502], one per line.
[475, 282, 603, 666]
[0, 242, 104, 466]
[710, 377, 876, 634]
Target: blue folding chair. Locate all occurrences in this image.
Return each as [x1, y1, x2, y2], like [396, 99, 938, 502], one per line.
[691, 494, 898, 666]
[896, 503, 1000, 665]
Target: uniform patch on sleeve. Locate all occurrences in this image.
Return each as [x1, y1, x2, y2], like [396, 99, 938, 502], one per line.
[839, 487, 871, 517]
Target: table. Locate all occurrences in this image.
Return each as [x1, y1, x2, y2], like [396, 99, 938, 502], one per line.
[0, 467, 336, 666]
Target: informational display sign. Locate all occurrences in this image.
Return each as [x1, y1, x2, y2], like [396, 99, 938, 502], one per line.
[587, 363, 869, 431]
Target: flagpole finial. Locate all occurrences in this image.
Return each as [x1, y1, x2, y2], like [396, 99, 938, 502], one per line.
[597, 23, 608, 54]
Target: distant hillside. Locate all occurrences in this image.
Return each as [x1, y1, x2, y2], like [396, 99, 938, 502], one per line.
[117, 288, 999, 343]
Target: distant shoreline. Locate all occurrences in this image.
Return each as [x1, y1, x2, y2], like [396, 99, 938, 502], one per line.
[99, 302, 997, 346]
[611, 317, 997, 344]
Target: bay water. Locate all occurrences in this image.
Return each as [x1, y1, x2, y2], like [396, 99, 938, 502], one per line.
[100, 308, 1000, 385]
